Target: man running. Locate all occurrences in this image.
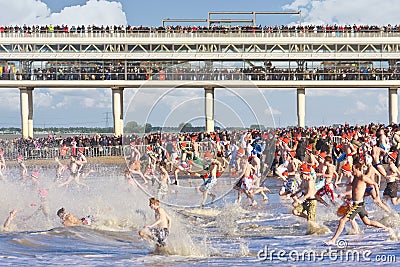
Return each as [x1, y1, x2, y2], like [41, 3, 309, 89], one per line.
[325, 158, 390, 246]
[139, 197, 172, 248]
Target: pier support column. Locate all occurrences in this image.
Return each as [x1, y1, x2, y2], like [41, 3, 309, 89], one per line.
[204, 87, 215, 133]
[112, 87, 124, 137]
[389, 87, 398, 124]
[20, 87, 34, 139]
[297, 87, 306, 128]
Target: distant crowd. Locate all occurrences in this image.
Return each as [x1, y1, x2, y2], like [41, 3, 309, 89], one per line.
[1, 122, 400, 166]
[1, 23, 400, 36]
[2, 65, 400, 82]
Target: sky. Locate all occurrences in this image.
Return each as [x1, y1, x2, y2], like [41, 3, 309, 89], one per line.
[0, 0, 400, 129]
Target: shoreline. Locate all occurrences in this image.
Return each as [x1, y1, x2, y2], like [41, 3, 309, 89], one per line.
[6, 156, 127, 167]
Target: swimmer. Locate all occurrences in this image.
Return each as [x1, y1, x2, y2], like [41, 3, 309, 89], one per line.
[57, 207, 93, 227]
[139, 198, 171, 248]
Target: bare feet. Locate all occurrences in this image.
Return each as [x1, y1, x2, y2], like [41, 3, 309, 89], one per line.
[324, 240, 336, 246]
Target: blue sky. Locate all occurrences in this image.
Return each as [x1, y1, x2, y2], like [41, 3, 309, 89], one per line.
[0, 0, 399, 129]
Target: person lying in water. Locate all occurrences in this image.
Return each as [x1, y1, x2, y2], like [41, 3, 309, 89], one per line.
[57, 207, 93, 227]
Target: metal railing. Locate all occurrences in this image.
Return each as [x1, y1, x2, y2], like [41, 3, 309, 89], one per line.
[1, 29, 400, 39]
[2, 70, 399, 82]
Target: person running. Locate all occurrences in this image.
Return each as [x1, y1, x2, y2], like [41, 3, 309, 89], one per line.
[24, 189, 50, 222]
[279, 150, 301, 198]
[324, 158, 391, 246]
[126, 143, 147, 184]
[58, 155, 89, 188]
[291, 163, 318, 228]
[234, 160, 258, 206]
[363, 155, 391, 213]
[155, 162, 171, 200]
[198, 156, 222, 207]
[383, 152, 400, 205]
[315, 155, 338, 205]
[54, 157, 68, 180]
[139, 197, 172, 248]
[17, 155, 28, 180]
[0, 150, 6, 180]
[371, 142, 387, 177]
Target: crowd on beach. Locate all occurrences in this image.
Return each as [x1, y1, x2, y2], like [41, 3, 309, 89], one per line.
[1, 121, 400, 248]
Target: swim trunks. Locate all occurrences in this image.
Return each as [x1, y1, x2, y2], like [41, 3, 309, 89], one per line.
[200, 176, 217, 192]
[150, 227, 169, 247]
[316, 182, 335, 201]
[365, 187, 374, 196]
[345, 201, 368, 220]
[241, 176, 254, 192]
[383, 181, 398, 198]
[294, 199, 317, 221]
[284, 177, 299, 194]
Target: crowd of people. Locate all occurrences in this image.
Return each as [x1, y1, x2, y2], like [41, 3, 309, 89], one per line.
[2, 121, 400, 248]
[2, 64, 400, 82]
[1, 23, 400, 37]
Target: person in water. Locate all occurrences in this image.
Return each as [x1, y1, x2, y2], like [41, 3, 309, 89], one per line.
[325, 158, 391, 246]
[57, 207, 93, 227]
[139, 197, 171, 247]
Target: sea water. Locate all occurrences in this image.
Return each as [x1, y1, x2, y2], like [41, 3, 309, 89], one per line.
[0, 166, 399, 266]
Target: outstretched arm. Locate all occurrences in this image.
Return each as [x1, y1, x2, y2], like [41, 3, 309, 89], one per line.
[3, 209, 17, 228]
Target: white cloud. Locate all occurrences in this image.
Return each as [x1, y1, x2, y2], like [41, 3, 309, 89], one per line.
[265, 107, 282, 115]
[306, 88, 357, 97]
[283, 0, 400, 25]
[34, 91, 53, 108]
[375, 92, 387, 113]
[0, 89, 19, 111]
[0, 0, 127, 26]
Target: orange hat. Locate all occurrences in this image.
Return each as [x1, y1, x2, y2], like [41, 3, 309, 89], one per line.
[180, 142, 186, 147]
[78, 147, 84, 153]
[17, 155, 23, 160]
[32, 171, 39, 178]
[237, 147, 245, 155]
[289, 150, 296, 158]
[318, 151, 327, 159]
[341, 134, 347, 139]
[204, 151, 212, 158]
[146, 145, 152, 151]
[388, 152, 398, 161]
[282, 171, 289, 177]
[282, 137, 289, 144]
[341, 163, 352, 173]
[306, 145, 312, 151]
[299, 163, 311, 174]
